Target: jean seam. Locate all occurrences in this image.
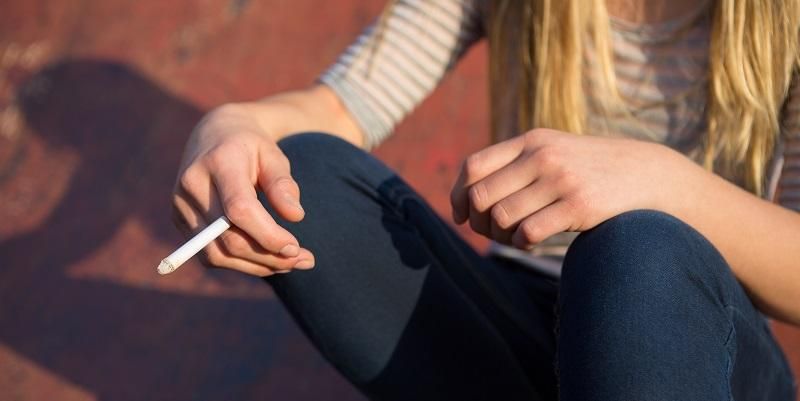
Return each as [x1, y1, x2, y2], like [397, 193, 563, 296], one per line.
[681, 220, 739, 400]
[724, 304, 797, 399]
[723, 305, 737, 401]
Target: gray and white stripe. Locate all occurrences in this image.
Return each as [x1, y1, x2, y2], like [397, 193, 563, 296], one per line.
[320, 0, 800, 216]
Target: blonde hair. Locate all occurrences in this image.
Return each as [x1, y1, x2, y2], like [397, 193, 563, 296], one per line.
[378, 1, 800, 195]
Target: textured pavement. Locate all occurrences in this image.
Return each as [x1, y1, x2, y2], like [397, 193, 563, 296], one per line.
[0, 1, 798, 400]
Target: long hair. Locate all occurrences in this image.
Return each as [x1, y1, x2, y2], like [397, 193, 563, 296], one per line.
[377, 1, 800, 195]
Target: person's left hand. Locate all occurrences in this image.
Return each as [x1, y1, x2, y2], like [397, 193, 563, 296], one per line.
[450, 128, 690, 249]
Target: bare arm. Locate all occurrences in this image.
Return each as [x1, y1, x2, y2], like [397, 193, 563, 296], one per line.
[449, 129, 800, 326]
[662, 156, 800, 325]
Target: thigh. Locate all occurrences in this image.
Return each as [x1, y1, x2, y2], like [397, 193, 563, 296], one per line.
[264, 133, 559, 400]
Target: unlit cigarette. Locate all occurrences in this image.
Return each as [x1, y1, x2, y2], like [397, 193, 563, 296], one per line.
[157, 216, 231, 275]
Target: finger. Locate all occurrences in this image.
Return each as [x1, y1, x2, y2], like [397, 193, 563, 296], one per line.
[218, 227, 316, 270]
[489, 224, 514, 245]
[178, 187, 315, 271]
[258, 147, 305, 223]
[468, 153, 538, 214]
[489, 181, 557, 245]
[171, 193, 194, 238]
[451, 137, 526, 223]
[489, 178, 560, 244]
[511, 201, 573, 249]
[203, 241, 278, 277]
[468, 204, 492, 238]
[178, 163, 300, 258]
[173, 189, 206, 234]
[174, 189, 282, 274]
[213, 162, 301, 257]
[176, 164, 215, 215]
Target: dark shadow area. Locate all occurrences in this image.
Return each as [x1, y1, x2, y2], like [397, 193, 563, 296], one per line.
[0, 60, 360, 400]
[7, 60, 195, 263]
[264, 132, 557, 399]
[366, 177, 558, 400]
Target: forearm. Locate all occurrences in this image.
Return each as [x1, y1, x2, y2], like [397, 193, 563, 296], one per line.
[236, 84, 366, 147]
[657, 149, 800, 325]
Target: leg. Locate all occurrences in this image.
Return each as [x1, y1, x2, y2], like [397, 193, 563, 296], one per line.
[264, 133, 559, 400]
[558, 210, 796, 400]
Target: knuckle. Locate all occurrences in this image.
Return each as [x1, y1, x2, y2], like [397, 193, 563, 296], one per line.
[534, 146, 560, 170]
[468, 184, 488, 212]
[271, 175, 295, 193]
[491, 203, 513, 230]
[204, 247, 227, 266]
[567, 190, 591, 214]
[463, 154, 484, 181]
[222, 233, 250, 255]
[211, 103, 241, 118]
[204, 144, 237, 171]
[203, 147, 223, 169]
[224, 197, 253, 222]
[523, 128, 549, 146]
[523, 129, 540, 145]
[179, 167, 203, 192]
[555, 169, 580, 192]
[520, 221, 544, 244]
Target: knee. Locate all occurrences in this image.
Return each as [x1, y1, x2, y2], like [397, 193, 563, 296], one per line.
[560, 210, 729, 312]
[276, 132, 379, 191]
[270, 133, 360, 200]
[564, 209, 693, 277]
[278, 132, 360, 168]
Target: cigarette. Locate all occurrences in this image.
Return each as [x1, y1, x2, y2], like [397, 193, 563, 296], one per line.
[157, 216, 231, 275]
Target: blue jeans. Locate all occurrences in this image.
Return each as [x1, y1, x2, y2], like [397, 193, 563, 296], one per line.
[264, 133, 796, 400]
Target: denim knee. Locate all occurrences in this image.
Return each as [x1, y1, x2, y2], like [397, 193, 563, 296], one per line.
[556, 214, 793, 400]
[278, 132, 360, 169]
[560, 209, 733, 315]
[557, 210, 735, 399]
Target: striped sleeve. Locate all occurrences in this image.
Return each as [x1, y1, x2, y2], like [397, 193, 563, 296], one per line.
[319, 0, 484, 149]
[777, 74, 800, 212]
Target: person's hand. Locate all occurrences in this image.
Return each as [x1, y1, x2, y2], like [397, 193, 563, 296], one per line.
[171, 103, 315, 276]
[450, 128, 687, 249]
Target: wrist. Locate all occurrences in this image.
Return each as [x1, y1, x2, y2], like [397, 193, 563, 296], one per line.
[646, 143, 708, 219]
[236, 98, 304, 141]
[245, 85, 365, 146]
[200, 103, 270, 142]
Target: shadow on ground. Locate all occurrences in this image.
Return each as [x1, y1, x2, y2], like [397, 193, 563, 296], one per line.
[0, 60, 362, 400]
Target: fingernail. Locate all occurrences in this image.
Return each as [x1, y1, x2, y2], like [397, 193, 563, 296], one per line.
[279, 244, 300, 257]
[294, 259, 315, 269]
[275, 270, 291, 274]
[283, 192, 304, 213]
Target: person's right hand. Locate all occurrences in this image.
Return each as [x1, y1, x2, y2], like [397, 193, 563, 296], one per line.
[171, 103, 315, 277]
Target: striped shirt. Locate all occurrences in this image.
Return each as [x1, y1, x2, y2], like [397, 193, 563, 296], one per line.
[319, 0, 800, 262]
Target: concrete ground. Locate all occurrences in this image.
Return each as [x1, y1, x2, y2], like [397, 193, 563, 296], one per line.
[0, 1, 798, 400]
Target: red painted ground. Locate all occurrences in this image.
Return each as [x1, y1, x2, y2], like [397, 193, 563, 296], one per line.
[0, 1, 798, 400]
